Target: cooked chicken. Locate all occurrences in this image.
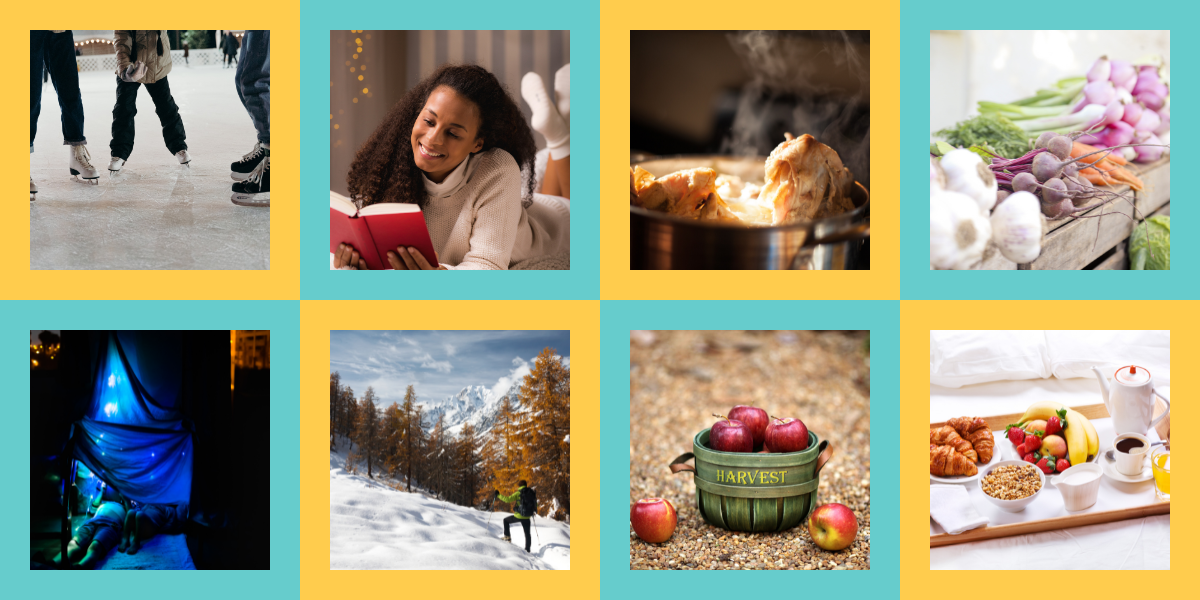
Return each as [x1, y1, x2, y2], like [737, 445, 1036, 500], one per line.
[631, 166, 737, 221]
[758, 133, 856, 225]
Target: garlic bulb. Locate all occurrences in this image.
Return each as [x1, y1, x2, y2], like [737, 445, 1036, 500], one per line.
[989, 190, 1044, 264]
[931, 191, 991, 270]
[940, 149, 997, 213]
[930, 156, 946, 192]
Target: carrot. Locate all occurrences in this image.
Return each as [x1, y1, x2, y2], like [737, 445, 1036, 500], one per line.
[1070, 142, 1144, 189]
[1072, 141, 1128, 166]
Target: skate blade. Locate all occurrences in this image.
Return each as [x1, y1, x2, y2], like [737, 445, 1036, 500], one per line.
[231, 171, 251, 182]
[231, 193, 270, 207]
[72, 175, 100, 185]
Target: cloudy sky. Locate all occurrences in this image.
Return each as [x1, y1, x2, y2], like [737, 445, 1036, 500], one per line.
[330, 330, 570, 405]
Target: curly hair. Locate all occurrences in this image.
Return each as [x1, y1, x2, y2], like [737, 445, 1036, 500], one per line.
[346, 64, 537, 209]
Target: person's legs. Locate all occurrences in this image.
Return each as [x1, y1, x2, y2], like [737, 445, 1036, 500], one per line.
[44, 30, 86, 146]
[110, 78, 140, 160]
[30, 31, 47, 148]
[51, 538, 83, 566]
[127, 510, 158, 555]
[502, 515, 516, 540]
[75, 540, 107, 569]
[541, 156, 570, 199]
[237, 31, 270, 145]
[144, 76, 188, 155]
[520, 519, 531, 552]
[118, 508, 136, 552]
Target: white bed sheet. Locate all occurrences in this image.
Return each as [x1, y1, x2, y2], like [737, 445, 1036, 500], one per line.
[929, 378, 1170, 570]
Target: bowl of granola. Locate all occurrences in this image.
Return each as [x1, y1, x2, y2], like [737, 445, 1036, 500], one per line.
[979, 461, 1045, 513]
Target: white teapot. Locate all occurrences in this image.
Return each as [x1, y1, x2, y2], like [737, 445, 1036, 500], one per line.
[1092, 365, 1170, 436]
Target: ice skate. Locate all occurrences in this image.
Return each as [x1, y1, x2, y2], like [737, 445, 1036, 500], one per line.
[231, 156, 270, 207]
[230, 142, 268, 181]
[70, 145, 100, 184]
[108, 157, 125, 174]
[31, 177, 37, 201]
[176, 149, 192, 166]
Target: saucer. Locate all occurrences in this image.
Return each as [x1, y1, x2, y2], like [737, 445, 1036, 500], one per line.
[1100, 451, 1154, 483]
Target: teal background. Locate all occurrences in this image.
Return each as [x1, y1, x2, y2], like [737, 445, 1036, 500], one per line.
[7, 301, 300, 596]
[299, 0, 600, 299]
[904, 3, 1186, 296]
[601, 301, 898, 583]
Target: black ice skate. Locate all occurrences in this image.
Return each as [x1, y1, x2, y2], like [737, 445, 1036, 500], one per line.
[231, 142, 269, 181]
[70, 145, 100, 184]
[231, 156, 270, 207]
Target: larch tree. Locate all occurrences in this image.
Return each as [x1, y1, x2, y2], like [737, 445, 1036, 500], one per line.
[343, 386, 358, 450]
[329, 372, 341, 450]
[520, 347, 571, 519]
[380, 401, 403, 478]
[355, 387, 380, 478]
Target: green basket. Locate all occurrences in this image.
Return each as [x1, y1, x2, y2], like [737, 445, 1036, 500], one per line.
[670, 429, 832, 533]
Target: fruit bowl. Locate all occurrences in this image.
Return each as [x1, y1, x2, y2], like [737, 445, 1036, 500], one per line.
[978, 460, 1046, 513]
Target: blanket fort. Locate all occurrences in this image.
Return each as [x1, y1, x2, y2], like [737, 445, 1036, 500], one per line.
[72, 332, 193, 505]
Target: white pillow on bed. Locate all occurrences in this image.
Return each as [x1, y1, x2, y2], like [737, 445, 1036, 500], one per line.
[1046, 330, 1171, 386]
[930, 330, 1050, 388]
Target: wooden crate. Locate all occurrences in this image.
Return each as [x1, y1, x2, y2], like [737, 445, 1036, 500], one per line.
[929, 400, 1170, 547]
[982, 158, 1169, 270]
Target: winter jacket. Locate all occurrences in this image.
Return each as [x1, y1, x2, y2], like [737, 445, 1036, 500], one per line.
[113, 30, 172, 84]
[497, 486, 530, 519]
[223, 33, 240, 56]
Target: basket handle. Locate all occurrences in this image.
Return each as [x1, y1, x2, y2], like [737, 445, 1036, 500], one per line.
[813, 440, 833, 475]
[668, 452, 696, 475]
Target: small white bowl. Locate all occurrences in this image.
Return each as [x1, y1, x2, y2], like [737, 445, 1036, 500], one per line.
[979, 460, 1045, 513]
[1052, 463, 1103, 511]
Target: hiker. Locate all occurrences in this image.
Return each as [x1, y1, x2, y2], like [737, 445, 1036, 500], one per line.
[494, 480, 535, 552]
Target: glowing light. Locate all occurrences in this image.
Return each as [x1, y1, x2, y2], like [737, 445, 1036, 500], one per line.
[31, 359, 38, 367]
[355, 38, 362, 45]
[151, 453, 155, 457]
[357, 47, 363, 53]
[108, 373, 116, 387]
[358, 75, 364, 81]
[104, 402, 118, 417]
[362, 88, 369, 94]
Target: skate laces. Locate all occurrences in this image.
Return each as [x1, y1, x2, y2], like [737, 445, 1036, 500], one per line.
[240, 142, 264, 163]
[74, 145, 94, 169]
[247, 156, 270, 185]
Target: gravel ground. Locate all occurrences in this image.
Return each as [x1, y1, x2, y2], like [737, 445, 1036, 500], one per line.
[629, 330, 871, 570]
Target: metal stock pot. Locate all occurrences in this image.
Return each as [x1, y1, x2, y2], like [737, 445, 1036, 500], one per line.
[630, 155, 870, 269]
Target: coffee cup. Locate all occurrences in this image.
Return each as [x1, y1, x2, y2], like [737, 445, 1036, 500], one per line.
[1112, 432, 1150, 477]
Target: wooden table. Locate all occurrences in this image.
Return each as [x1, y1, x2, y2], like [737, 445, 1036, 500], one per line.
[980, 157, 1169, 270]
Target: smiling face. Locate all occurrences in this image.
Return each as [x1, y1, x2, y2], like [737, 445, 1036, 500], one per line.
[410, 86, 484, 183]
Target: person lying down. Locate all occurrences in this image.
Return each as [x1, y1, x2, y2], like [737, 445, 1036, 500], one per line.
[120, 502, 188, 555]
[53, 501, 126, 569]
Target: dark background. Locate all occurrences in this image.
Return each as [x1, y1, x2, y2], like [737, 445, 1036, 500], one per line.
[30, 330, 271, 570]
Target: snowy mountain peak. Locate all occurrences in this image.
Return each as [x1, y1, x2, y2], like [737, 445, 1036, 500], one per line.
[415, 380, 523, 436]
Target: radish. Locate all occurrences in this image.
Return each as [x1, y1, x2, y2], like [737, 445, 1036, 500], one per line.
[1109, 59, 1136, 86]
[1102, 121, 1135, 147]
[1154, 106, 1170, 136]
[1087, 56, 1111, 83]
[1134, 109, 1161, 133]
[1138, 91, 1165, 111]
[1133, 131, 1164, 162]
[1121, 101, 1144, 127]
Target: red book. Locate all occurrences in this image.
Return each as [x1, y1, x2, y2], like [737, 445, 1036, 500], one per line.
[330, 191, 438, 270]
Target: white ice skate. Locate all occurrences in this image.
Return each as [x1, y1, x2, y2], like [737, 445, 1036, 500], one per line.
[176, 150, 192, 166]
[31, 177, 37, 201]
[70, 145, 100, 184]
[108, 157, 125, 174]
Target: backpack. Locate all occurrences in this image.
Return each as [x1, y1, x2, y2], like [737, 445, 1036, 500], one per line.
[518, 486, 537, 518]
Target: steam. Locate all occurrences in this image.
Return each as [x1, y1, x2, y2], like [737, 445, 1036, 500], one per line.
[721, 31, 871, 187]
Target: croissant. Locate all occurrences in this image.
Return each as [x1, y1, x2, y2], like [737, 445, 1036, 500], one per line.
[930, 444, 978, 477]
[948, 416, 994, 463]
[930, 426, 978, 462]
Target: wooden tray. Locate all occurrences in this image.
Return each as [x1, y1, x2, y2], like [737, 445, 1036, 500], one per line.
[930, 399, 1170, 548]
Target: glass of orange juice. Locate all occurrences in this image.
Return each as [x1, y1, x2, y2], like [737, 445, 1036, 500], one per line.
[1151, 445, 1170, 501]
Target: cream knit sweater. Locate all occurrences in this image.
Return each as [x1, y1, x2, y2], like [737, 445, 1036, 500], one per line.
[422, 148, 569, 270]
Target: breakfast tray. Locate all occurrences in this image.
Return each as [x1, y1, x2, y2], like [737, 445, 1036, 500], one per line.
[929, 399, 1170, 547]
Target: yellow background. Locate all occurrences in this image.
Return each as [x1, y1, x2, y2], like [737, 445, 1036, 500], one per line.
[299, 300, 599, 593]
[600, 0, 900, 299]
[901, 301, 1188, 582]
[7, 7, 299, 299]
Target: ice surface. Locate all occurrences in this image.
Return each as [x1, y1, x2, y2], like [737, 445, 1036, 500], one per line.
[330, 441, 570, 570]
[30, 65, 269, 270]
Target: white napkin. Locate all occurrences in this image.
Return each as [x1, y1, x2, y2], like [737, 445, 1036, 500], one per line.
[930, 484, 990, 534]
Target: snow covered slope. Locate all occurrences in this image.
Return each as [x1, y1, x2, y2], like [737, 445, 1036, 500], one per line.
[330, 444, 569, 570]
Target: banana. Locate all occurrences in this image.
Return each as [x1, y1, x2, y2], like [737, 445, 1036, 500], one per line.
[1061, 417, 1088, 466]
[1069, 408, 1099, 456]
[1015, 401, 1065, 425]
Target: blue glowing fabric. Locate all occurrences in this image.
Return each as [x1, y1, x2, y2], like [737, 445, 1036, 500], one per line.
[73, 332, 192, 505]
[74, 419, 193, 505]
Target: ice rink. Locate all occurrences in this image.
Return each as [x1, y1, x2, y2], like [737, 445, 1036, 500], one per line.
[30, 64, 270, 270]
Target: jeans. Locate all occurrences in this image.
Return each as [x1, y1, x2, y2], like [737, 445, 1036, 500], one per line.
[110, 76, 188, 160]
[502, 516, 531, 552]
[30, 30, 86, 148]
[236, 30, 270, 145]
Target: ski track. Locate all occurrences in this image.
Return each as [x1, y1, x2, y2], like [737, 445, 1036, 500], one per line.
[330, 445, 570, 570]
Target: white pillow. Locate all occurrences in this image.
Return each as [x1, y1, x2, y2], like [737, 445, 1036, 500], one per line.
[1046, 330, 1170, 386]
[930, 331, 1050, 388]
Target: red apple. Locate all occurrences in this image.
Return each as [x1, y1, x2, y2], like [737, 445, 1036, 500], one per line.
[808, 503, 858, 551]
[764, 417, 810, 453]
[709, 415, 754, 453]
[728, 405, 769, 450]
[630, 498, 676, 543]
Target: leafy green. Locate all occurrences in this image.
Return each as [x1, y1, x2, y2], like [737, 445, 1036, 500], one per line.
[935, 113, 1031, 159]
[1130, 216, 1170, 270]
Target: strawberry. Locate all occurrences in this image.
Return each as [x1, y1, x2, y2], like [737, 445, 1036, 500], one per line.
[1024, 435, 1042, 453]
[1023, 453, 1036, 464]
[1016, 442, 1027, 455]
[1056, 458, 1071, 472]
[1045, 409, 1068, 436]
[1036, 457, 1053, 474]
[1006, 426, 1025, 445]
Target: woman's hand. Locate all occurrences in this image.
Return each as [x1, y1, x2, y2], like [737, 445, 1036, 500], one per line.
[333, 243, 370, 270]
[387, 247, 445, 270]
